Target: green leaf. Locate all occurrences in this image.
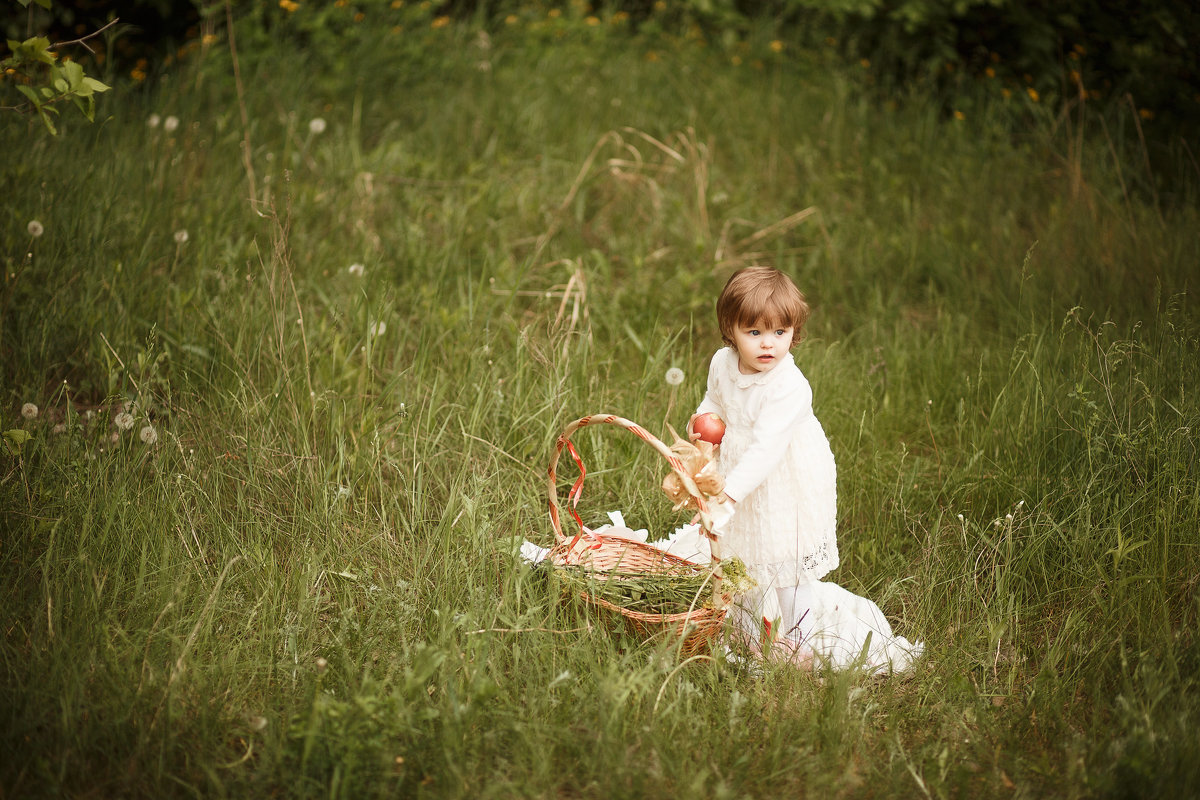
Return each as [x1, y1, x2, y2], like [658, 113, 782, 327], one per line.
[16, 84, 41, 107]
[37, 106, 58, 134]
[3, 429, 32, 455]
[61, 60, 85, 89]
[34, 0, 53, 8]
[13, 37, 56, 67]
[82, 76, 110, 94]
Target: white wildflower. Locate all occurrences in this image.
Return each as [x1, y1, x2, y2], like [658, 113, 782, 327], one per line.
[174, 229, 189, 244]
[309, 117, 327, 134]
[369, 320, 387, 337]
[21, 402, 38, 420]
[163, 115, 180, 133]
[348, 263, 365, 277]
[114, 412, 135, 431]
[139, 425, 158, 445]
[147, 113, 161, 128]
[315, 656, 328, 674]
[27, 220, 44, 238]
[664, 367, 685, 386]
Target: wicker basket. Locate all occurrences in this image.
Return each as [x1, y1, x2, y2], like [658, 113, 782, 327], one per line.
[546, 413, 729, 657]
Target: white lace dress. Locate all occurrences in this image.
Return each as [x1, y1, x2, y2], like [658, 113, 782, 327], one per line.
[694, 347, 924, 674]
[696, 347, 839, 587]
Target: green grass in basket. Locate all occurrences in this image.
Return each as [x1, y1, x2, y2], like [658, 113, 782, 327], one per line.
[555, 557, 754, 615]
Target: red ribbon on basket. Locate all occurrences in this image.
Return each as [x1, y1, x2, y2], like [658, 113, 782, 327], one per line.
[563, 439, 602, 551]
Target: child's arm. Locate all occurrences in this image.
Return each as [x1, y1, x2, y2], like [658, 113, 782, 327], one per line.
[721, 373, 814, 502]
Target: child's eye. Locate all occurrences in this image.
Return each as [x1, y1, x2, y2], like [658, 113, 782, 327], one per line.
[748, 330, 760, 336]
[775, 330, 786, 336]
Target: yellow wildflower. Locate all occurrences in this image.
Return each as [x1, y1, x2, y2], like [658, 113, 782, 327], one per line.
[1138, 108, 1154, 120]
[769, 40, 783, 53]
[1027, 87, 1039, 102]
[586, 15, 599, 25]
[432, 15, 449, 28]
[953, 110, 964, 120]
[505, 14, 517, 24]
[985, 66, 995, 78]
[548, 8, 560, 18]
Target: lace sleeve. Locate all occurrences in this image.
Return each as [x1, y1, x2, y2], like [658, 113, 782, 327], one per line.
[721, 369, 813, 502]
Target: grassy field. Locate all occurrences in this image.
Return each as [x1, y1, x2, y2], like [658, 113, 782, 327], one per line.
[3, 12, 1199, 798]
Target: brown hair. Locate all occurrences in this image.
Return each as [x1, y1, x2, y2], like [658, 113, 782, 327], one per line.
[716, 267, 810, 347]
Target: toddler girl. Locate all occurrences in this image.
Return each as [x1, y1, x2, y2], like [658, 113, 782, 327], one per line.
[691, 267, 922, 672]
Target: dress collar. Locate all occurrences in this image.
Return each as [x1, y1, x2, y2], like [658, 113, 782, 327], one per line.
[722, 347, 795, 388]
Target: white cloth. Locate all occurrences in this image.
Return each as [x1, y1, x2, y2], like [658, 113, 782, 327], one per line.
[787, 581, 924, 672]
[652, 522, 923, 674]
[696, 347, 838, 586]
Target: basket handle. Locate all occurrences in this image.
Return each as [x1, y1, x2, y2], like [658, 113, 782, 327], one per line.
[547, 413, 724, 578]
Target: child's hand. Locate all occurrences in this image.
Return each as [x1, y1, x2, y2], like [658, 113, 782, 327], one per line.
[688, 492, 734, 525]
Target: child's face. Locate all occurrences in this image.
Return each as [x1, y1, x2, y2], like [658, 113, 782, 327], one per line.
[732, 320, 794, 375]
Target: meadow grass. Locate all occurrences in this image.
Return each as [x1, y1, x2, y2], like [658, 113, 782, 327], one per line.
[2, 15, 1199, 798]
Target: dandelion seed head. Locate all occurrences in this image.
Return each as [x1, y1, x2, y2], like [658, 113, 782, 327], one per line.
[1005, 513, 1013, 523]
[111, 432, 120, 443]
[348, 263, 365, 277]
[665, 367, 685, 386]
[27, 220, 44, 238]
[115, 412, 135, 430]
[147, 113, 161, 128]
[163, 115, 180, 133]
[248, 715, 268, 732]
[369, 320, 387, 337]
[139, 425, 158, 445]
[53, 423, 66, 434]
[309, 117, 327, 134]
[315, 656, 328, 673]
[174, 229, 189, 244]
[21, 402, 38, 420]
[957, 513, 965, 522]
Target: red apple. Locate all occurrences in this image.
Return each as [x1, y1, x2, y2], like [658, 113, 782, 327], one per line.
[692, 412, 726, 445]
